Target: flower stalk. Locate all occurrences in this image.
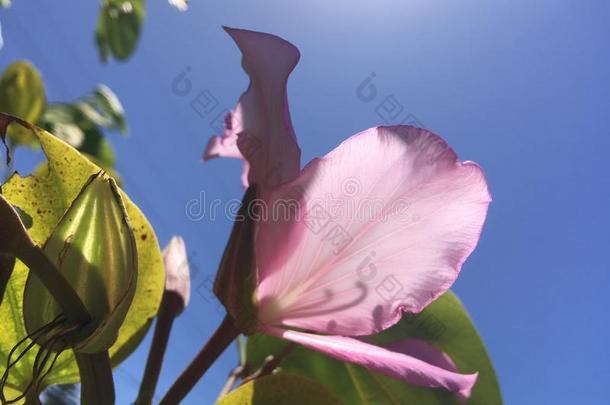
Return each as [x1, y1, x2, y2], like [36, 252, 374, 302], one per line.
[135, 292, 183, 405]
[136, 236, 191, 404]
[159, 315, 239, 405]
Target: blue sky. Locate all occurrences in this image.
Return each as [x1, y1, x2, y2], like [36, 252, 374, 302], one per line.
[2, 0, 609, 403]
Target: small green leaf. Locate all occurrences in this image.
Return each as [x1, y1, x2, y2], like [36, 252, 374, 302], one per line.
[246, 291, 502, 405]
[38, 104, 86, 148]
[0, 115, 164, 389]
[95, 0, 145, 62]
[217, 374, 341, 405]
[38, 84, 127, 172]
[0, 61, 46, 147]
[88, 84, 128, 134]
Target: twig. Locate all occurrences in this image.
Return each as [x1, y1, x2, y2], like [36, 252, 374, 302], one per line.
[239, 342, 296, 386]
[217, 365, 245, 401]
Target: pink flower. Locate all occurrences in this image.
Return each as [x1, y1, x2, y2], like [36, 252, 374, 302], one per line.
[206, 27, 491, 399]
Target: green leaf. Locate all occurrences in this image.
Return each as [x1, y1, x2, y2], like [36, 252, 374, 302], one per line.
[0, 116, 164, 390]
[23, 172, 137, 354]
[95, 0, 145, 62]
[246, 291, 502, 405]
[38, 84, 127, 171]
[87, 84, 128, 134]
[0, 61, 46, 147]
[38, 104, 86, 149]
[217, 374, 341, 405]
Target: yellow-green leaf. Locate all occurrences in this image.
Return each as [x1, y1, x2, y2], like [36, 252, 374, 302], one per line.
[2, 385, 24, 404]
[0, 61, 46, 147]
[217, 374, 341, 405]
[0, 116, 164, 389]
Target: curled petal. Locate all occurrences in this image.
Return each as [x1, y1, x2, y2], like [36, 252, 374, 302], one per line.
[384, 338, 472, 401]
[264, 326, 477, 399]
[222, 27, 301, 189]
[256, 126, 491, 336]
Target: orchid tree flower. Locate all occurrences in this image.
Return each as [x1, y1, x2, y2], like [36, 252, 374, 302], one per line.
[199, 27, 490, 401]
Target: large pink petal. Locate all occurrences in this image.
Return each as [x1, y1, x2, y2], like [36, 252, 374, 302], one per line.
[256, 126, 491, 336]
[221, 27, 301, 189]
[264, 326, 477, 399]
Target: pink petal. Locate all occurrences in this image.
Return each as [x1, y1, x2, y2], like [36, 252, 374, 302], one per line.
[203, 111, 250, 187]
[203, 112, 243, 161]
[384, 339, 458, 373]
[263, 326, 477, 399]
[385, 338, 472, 401]
[256, 126, 491, 336]
[221, 27, 301, 188]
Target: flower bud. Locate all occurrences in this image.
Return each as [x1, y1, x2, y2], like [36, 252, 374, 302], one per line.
[23, 172, 137, 353]
[162, 236, 190, 312]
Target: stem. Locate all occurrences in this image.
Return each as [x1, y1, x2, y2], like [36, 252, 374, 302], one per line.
[75, 350, 115, 405]
[217, 365, 244, 401]
[239, 343, 295, 386]
[159, 316, 239, 405]
[24, 389, 41, 404]
[0, 254, 15, 306]
[135, 292, 182, 405]
[4, 152, 13, 182]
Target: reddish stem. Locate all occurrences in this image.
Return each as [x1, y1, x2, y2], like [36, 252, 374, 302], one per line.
[158, 315, 239, 405]
[135, 292, 182, 405]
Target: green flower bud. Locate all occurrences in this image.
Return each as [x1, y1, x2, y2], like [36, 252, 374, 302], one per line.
[23, 171, 137, 353]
